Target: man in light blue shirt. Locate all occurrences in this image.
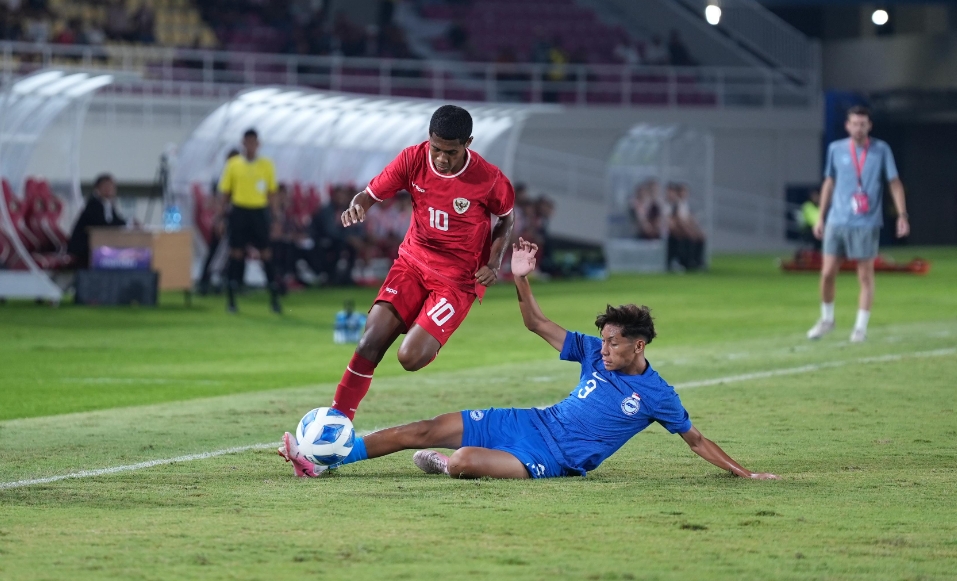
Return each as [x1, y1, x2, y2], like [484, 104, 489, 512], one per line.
[808, 106, 910, 343]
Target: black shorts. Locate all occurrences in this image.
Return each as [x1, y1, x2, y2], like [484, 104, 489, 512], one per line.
[228, 207, 270, 250]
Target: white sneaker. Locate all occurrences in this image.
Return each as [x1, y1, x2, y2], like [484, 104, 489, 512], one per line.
[849, 327, 867, 343]
[412, 450, 449, 475]
[807, 319, 835, 340]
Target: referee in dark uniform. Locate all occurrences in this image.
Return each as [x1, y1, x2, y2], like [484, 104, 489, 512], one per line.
[217, 129, 282, 314]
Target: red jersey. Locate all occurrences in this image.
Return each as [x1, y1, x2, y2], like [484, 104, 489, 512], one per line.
[366, 142, 515, 289]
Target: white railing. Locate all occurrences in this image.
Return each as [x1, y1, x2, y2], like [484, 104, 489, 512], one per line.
[0, 41, 816, 109]
[675, 0, 814, 71]
[713, 186, 788, 240]
[514, 145, 607, 202]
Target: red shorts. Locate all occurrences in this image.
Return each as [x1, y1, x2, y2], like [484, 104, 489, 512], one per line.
[375, 255, 476, 346]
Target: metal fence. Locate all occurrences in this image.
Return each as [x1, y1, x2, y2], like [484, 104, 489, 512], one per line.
[0, 41, 817, 109]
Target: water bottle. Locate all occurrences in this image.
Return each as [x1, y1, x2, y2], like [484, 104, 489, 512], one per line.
[333, 310, 348, 344]
[163, 204, 182, 232]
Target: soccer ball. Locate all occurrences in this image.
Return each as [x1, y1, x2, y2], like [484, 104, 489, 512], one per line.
[295, 407, 356, 466]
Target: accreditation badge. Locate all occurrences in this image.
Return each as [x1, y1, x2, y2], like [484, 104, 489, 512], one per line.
[851, 190, 870, 215]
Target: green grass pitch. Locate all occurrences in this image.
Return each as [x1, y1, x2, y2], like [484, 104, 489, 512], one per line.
[1, 249, 956, 580]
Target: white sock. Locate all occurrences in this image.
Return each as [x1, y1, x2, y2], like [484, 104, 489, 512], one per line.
[821, 302, 834, 322]
[855, 309, 870, 331]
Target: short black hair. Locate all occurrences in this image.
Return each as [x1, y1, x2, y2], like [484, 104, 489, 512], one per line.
[595, 304, 656, 343]
[847, 105, 871, 119]
[429, 105, 472, 144]
[93, 173, 113, 188]
[227, 148, 241, 159]
[243, 128, 258, 139]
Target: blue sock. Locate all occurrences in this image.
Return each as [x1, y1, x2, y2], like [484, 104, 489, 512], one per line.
[338, 437, 368, 466]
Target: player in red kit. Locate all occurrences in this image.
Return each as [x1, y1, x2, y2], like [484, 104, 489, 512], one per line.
[327, 105, 514, 421]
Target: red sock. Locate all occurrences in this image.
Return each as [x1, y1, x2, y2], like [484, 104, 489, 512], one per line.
[331, 353, 376, 420]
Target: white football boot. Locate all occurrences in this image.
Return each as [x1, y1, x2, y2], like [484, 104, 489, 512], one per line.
[849, 327, 867, 343]
[412, 450, 450, 475]
[807, 319, 835, 340]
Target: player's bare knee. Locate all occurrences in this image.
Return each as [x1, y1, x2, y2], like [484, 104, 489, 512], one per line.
[448, 448, 478, 478]
[397, 346, 429, 372]
[355, 333, 385, 363]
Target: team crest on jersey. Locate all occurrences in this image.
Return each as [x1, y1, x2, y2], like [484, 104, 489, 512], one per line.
[469, 410, 485, 421]
[621, 393, 641, 416]
[453, 197, 470, 214]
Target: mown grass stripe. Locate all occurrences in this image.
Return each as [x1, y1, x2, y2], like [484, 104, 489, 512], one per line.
[2, 347, 954, 491]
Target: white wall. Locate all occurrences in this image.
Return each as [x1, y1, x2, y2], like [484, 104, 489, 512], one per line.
[24, 93, 820, 253]
[518, 107, 822, 251]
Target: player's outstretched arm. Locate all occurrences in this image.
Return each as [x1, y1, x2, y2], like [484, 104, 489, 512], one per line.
[341, 190, 378, 227]
[475, 212, 515, 286]
[512, 238, 567, 351]
[679, 426, 779, 480]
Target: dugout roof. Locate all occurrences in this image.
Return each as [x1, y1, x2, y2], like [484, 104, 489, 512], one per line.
[172, 87, 548, 208]
[0, 69, 114, 301]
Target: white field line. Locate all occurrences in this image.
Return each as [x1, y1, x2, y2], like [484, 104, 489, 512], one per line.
[675, 347, 956, 389]
[0, 443, 278, 490]
[2, 347, 954, 491]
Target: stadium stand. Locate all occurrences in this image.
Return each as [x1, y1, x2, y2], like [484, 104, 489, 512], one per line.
[0, 0, 215, 48]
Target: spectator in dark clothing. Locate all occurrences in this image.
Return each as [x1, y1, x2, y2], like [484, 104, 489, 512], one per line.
[665, 182, 705, 271]
[309, 186, 363, 285]
[68, 173, 127, 268]
[668, 30, 696, 67]
[198, 148, 240, 295]
[630, 179, 662, 240]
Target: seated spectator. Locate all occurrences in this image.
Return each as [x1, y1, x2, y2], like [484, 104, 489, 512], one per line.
[105, 0, 132, 42]
[629, 179, 662, 240]
[270, 183, 296, 293]
[668, 29, 696, 67]
[68, 173, 127, 268]
[364, 192, 411, 261]
[132, 3, 155, 44]
[645, 34, 669, 66]
[533, 195, 557, 275]
[309, 185, 364, 285]
[665, 182, 705, 271]
[614, 40, 641, 66]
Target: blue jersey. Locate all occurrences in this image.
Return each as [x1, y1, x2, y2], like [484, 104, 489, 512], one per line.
[529, 332, 692, 476]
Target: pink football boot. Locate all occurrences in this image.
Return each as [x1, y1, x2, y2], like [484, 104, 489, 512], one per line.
[277, 432, 326, 478]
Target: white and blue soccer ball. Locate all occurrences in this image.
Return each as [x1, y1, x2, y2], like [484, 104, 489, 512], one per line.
[295, 407, 356, 466]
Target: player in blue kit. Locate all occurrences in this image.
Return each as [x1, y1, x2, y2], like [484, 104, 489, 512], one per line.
[279, 239, 778, 480]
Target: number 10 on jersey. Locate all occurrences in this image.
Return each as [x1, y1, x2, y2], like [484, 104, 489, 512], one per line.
[427, 298, 455, 326]
[429, 207, 449, 231]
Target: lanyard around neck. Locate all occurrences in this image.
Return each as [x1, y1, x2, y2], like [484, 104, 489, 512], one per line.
[849, 139, 869, 188]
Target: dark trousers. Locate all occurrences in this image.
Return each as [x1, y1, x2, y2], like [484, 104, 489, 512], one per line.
[668, 236, 704, 271]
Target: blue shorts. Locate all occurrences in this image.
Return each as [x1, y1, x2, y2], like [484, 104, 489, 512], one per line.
[460, 408, 566, 478]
